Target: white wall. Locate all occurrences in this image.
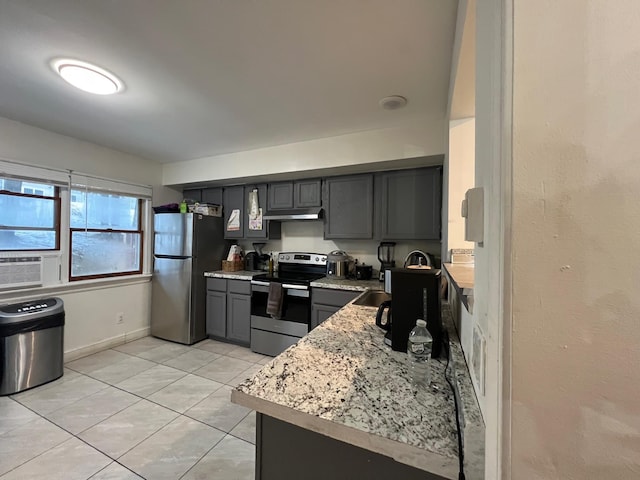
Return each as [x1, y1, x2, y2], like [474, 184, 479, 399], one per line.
[0, 116, 180, 356]
[237, 221, 441, 273]
[162, 120, 446, 186]
[446, 118, 476, 257]
[509, 1, 640, 478]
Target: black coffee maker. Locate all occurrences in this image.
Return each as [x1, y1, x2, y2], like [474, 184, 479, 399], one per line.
[375, 268, 443, 357]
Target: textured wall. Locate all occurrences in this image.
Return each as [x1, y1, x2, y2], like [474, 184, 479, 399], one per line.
[510, 0, 640, 478]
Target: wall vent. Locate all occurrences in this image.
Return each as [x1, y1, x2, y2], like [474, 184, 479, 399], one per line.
[0, 256, 43, 289]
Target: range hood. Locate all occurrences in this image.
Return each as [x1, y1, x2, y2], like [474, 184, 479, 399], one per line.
[263, 207, 323, 221]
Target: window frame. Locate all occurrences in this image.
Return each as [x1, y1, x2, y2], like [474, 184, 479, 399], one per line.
[69, 196, 144, 281]
[0, 187, 61, 252]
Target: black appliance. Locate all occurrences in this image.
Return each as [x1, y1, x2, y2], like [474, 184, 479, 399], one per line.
[377, 242, 395, 282]
[252, 243, 270, 271]
[377, 268, 443, 357]
[245, 251, 258, 270]
[250, 252, 326, 356]
[355, 263, 373, 280]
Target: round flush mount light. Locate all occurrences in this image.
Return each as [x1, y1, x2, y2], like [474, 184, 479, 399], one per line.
[52, 58, 124, 95]
[379, 95, 407, 110]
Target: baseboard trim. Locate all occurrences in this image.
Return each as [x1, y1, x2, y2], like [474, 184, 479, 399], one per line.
[64, 327, 151, 363]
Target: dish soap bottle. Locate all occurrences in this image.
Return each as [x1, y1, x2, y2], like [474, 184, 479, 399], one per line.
[407, 319, 432, 388]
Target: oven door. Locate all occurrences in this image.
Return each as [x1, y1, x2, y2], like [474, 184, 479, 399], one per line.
[250, 281, 311, 325]
[250, 281, 311, 356]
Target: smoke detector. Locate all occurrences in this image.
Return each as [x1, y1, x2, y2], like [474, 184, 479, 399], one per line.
[378, 95, 407, 110]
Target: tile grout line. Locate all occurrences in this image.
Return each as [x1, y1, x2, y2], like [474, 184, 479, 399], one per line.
[2, 338, 265, 479]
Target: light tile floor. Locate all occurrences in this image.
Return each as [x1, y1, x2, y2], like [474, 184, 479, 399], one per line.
[0, 337, 269, 479]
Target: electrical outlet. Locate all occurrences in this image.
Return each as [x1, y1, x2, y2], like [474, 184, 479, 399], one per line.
[116, 312, 124, 325]
[472, 324, 486, 396]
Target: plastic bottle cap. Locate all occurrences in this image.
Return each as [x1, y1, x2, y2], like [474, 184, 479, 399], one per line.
[416, 319, 427, 327]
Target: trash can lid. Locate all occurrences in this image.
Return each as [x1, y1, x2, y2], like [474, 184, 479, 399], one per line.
[0, 297, 64, 325]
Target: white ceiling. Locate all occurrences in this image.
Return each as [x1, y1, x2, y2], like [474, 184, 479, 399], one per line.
[0, 1, 458, 163]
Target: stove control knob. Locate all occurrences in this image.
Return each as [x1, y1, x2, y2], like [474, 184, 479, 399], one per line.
[321, 256, 327, 262]
[285, 255, 290, 261]
[315, 256, 319, 262]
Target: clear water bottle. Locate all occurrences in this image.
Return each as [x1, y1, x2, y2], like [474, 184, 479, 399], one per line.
[407, 319, 432, 388]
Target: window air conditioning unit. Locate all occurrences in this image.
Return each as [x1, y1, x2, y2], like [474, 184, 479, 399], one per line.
[0, 256, 43, 289]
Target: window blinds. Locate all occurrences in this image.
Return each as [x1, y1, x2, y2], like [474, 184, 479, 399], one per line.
[0, 159, 70, 186]
[70, 173, 152, 198]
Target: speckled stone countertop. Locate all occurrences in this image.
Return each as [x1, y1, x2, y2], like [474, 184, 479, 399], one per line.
[204, 270, 261, 281]
[310, 277, 383, 291]
[231, 300, 485, 479]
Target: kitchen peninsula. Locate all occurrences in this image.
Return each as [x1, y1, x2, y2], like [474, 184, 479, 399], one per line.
[231, 298, 484, 479]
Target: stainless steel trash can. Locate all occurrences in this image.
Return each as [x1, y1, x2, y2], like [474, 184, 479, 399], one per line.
[0, 297, 64, 396]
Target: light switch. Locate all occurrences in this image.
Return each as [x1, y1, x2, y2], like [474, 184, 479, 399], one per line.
[462, 187, 484, 243]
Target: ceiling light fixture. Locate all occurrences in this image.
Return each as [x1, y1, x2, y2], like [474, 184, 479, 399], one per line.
[52, 58, 124, 95]
[379, 95, 407, 110]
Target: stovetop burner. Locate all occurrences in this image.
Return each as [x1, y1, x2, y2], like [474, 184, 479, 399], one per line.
[252, 252, 327, 286]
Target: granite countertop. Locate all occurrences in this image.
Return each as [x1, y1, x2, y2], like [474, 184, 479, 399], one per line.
[204, 270, 262, 281]
[231, 299, 484, 479]
[310, 277, 383, 291]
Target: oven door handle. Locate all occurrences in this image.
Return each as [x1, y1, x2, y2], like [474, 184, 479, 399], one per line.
[282, 284, 308, 291]
[250, 280, 309, 291]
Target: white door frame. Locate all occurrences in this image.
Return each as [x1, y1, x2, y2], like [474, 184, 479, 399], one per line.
[475, 0, 513, 478]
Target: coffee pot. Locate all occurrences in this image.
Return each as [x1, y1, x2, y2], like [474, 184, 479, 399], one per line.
[375, 300, 392, 346]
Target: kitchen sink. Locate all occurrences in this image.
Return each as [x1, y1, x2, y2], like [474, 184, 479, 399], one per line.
[352, 289, 391, 307]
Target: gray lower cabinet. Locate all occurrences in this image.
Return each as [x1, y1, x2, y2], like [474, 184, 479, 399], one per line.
[226, 293, 251, 343]
[311, 288, 359, 330]
[206, 278, 251, 346]
[206, 289, 227, 338]
[323, 174, 374, 239]
[257, 414, 446, 480]
[378, 167, 442, 240]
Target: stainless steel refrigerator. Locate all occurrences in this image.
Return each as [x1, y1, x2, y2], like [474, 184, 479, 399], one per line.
[151, 213, 228, 345]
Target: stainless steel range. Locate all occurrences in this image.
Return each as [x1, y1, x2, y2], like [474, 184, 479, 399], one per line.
[250, 252, 327, 356]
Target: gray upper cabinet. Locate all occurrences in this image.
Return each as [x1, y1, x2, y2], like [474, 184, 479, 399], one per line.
[268, 182, 294, 210]
[201, 187, 223, 205]
[268, 180, 321, 210]
[183, 188, 202, 203]
[223, 186, 244, 239]
[183, 187, 226, 206]
[378, 167, 442, 240]
[245, 184, 281, 240]
[324, 174, 374, 239]
[294, 179, 321, 207]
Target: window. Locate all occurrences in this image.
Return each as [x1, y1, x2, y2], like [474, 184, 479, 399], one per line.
[70, 190, 143, 280]
[0, 178, 60, 251]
